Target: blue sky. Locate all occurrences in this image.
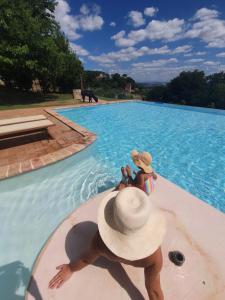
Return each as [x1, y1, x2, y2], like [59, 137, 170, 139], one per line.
[55, 0, 225, 82]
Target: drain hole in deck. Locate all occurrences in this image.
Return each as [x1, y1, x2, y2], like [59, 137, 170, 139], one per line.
[168, 251, 185, 266]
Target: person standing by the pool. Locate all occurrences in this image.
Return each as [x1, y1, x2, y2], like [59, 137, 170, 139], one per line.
[118, 150, 157, 194]
[49, 187, 166, 300]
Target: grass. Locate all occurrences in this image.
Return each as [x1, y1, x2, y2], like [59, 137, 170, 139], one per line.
[100, 94, 142, 101]
[0, 87, 79, 110]
[0, 87, 141, 110]
[98, 96, 128, 101]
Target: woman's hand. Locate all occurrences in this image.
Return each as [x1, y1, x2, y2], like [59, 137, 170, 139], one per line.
[49, 264, 73, 289]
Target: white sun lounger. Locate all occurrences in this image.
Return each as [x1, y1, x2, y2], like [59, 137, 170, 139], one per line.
[0, 114, 47, 126]
[0, 119, 54, 141]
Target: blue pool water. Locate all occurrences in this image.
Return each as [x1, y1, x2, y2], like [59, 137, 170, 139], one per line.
[0, 101, 224, 299]
[59, 101, 225, 211]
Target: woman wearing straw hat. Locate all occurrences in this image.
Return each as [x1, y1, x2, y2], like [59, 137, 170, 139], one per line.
[117, 150, 157, 195]
[49, 187, 166, 300]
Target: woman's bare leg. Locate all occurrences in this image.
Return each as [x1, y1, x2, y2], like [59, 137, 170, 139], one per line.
[116, 182, 127, 191]
[115, 167, 128, 191]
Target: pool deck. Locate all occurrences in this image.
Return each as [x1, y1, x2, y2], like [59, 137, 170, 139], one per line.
[26, 175, 225, 300]
[0, 100, 129, 180]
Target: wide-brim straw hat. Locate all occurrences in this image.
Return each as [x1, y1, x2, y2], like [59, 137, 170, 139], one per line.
[98, 187, 166, 261]
[131, 150, 153, 173]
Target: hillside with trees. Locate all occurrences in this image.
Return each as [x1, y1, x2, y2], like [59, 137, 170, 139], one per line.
[0, 0, 137, 104]
[1, 1, 224, 110]
[144, 70, 225, 109]
[83, 71, 136, 99]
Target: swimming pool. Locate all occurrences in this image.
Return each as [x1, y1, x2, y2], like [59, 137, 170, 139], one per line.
[0, 101, 224, 299]
[58, 101, 225, 211]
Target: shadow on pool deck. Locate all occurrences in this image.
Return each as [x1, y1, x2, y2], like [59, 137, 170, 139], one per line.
[65, 221, 145, 300]
[26, 178, 225, 300]
[0, 261, 43, 300]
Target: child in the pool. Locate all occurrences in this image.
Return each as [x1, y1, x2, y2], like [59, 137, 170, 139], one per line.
[117, 150, 157, 195]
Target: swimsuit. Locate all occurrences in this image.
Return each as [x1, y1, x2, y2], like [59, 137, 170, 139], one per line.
[144, 174, 155, 195]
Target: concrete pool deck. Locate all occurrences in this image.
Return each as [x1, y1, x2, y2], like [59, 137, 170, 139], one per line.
[26, 175, 225, 300]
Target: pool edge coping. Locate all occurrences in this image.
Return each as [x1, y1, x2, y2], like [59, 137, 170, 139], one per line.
[1, 99, 224, 181]
[25, 177, 225, 299]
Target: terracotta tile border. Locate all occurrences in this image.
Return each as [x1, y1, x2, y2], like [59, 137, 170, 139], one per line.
[0, 165, 9, 179]
[0, 100, 133, 180]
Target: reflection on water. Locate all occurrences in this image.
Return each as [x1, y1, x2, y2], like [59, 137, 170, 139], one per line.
[0, 261, 38, 300]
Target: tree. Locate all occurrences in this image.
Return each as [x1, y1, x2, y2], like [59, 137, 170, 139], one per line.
[0, 0, 83, 92]
[111, 73, 123, 88]
[167, 70, 207, 106]
[144, 70, 225, 109]
[84, 70, 136, 91]
[83, 71, 109, 89]
[110, 73, 135, 89]
[0, 0, 56, 89]
[207, 72, 225, 108]
[57, 52, 83, 92]
[145, 85, 167, 101]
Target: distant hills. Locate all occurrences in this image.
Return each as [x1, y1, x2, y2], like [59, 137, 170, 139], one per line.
[137, 82, 167, 87]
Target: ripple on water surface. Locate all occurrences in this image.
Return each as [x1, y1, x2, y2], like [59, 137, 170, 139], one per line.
[59, 102, 225, 211]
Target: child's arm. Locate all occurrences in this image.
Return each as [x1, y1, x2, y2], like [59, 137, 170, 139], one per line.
[151, 171, 157, 180]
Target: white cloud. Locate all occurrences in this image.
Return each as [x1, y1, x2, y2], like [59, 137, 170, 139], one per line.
[129, 64, 199, 82]
[80, 4, 101, 16]
[111, 30, 126, 40]
[99, 60, 223, 83]
[186, 8, 225, 48]
[144, 7, 159, 17]
[173, 45, 192, 54]
[146, 19, 185, 41]
[111, 7, 225, 49]
[79, 57, 85, 63]
[88, 45, 193, 65]
[111, 30, 135, 47]
[55, 0, 81, 40]
[184, 51, 206, 57]
[216, 52, 225, 57]
[196, 51, 207, 55]
[79, 15, 104, 31]
[128, 62, 222, 82]
[203, 61, 219, 66]
[88, 47, 142, 64]
[187, 58, 205, 63]
[125, 29, 147, 45]
[132, 58, 178, 68]
[110, 22, 116, 27]
[194, 8, 219, 20]
[54, 1, 104, 40]
[80, 4, 90, 15]
[112, 18, 185, 47]
[128, 11, 145, 27]
[70, 42, 89, 56]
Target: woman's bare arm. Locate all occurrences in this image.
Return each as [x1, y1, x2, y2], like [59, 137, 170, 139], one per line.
[144, 249, 164, 300]
[49, 233, 101, 289]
